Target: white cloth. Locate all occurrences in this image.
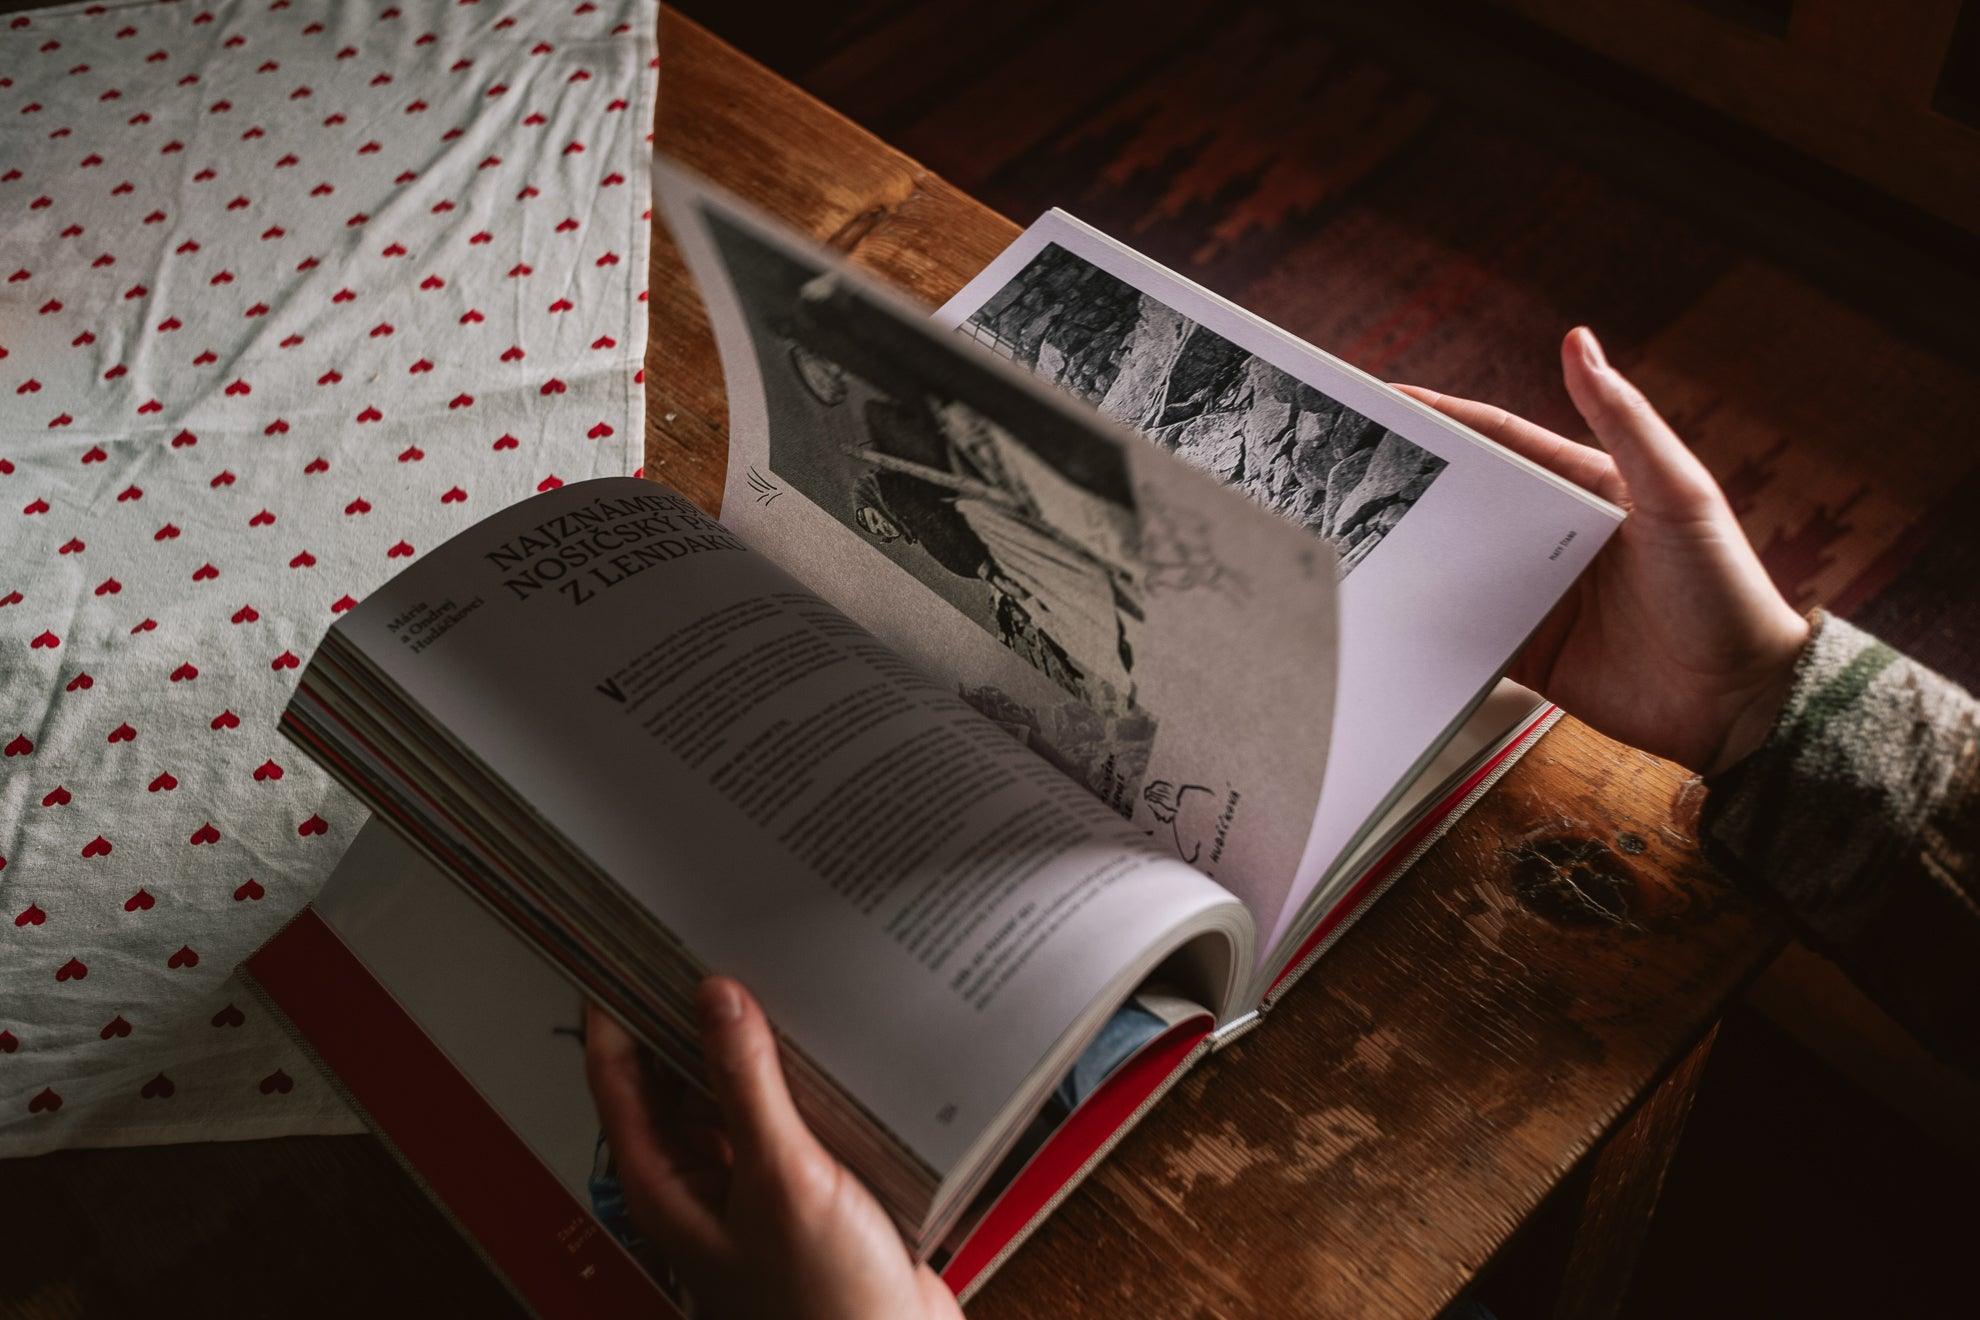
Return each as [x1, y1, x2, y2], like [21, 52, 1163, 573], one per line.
[0, 0, 657, 1154]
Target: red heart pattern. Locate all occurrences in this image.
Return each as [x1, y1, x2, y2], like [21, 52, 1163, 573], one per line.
[1, 0, 652, 1144]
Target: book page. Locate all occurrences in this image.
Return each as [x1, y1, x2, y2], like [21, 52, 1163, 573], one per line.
[658, 166, 1341, 953]
[320, 477, 1250, 1179]
[934, 212, 1624, 956]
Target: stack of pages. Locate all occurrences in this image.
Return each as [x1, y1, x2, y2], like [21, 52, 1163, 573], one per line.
[257, 165, 1621, 1310]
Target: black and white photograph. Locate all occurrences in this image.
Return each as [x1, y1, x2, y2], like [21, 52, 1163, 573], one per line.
[701, 207, 1151, 719]
[959, 243, 1447, 576]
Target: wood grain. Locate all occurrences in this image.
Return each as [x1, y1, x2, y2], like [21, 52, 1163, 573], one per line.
[0, 11, 1783, 1319]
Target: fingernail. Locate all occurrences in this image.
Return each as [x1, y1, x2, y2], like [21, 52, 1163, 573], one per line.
[698, 978, 743, 1027]
[1575, 326, 1608, 373]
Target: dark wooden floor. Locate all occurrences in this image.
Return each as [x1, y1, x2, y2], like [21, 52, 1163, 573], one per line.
[668, 1, 1979, 1316]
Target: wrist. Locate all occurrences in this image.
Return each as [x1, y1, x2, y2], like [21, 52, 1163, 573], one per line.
[1705, 609, 1814, 777]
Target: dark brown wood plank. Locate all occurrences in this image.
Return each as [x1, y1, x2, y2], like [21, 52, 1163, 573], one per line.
[1552, 1024, 1718, 1320]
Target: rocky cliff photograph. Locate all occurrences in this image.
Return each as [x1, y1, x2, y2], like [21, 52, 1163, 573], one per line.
[960, 243, 1447, 576]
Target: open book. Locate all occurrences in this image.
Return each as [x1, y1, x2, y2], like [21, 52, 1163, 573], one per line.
[251, 166, 1621, 1310]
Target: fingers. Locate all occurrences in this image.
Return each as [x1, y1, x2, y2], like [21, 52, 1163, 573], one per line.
[1558, 327, 1719, 517]
[696, 977, 827, 1180]
[1391, 383, 1623, 503]
[584, 1003, 728, 1262]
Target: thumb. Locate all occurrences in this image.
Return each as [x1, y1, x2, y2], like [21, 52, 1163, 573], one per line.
[1560, 327, 1718, 519]
[696, 977, 823, 1177]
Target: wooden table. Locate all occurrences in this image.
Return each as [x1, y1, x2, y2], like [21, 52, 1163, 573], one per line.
[4, 11, 1783, 1318]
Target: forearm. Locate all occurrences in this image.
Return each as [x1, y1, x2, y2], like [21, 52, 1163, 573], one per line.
[1702, 610, 1980, 1073]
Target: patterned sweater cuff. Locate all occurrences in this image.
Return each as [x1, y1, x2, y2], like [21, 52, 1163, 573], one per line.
[1702, 610, 1963, 941]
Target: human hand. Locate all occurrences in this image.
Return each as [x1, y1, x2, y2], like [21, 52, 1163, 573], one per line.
[1394, 327, 1810, 776]
[584, 979, 962, 1320]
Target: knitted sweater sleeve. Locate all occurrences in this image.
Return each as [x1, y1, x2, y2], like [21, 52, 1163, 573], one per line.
[1702, 609, 1980, 1074]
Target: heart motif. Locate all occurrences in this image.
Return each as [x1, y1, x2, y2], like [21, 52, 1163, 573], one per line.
[459, 309, 484, 324]
[290, 550, 317, 569]
[210, 472, 234, 489]
[15, 903, 45, 927]
[107, 722, 135, 743]
[253, 759, 284, 782]
[492, 434, 519, 451]
[332, 594, 358, 613]
[538, 474, 564, 492]
[232, 604, 260, 624]
[409, 358, 433, 374]
[224, 378, 251, 397]
[148, 771, 177, 792]
[448, 393, 474, 409]
[171, 429, 197, 448]
[356, 406, 383, 424]
[7, 734, 35, 757]
[249, 510, 275, 528]
[304, 458, 330, 475]
[441, 486, 467, 504]
[31, 630, 59, 649]
[233, 878, 265, 901]
[55, 957, 88, 981]
[271, 650, 300, 670]
[211, 1003, 246, 1028]
[387, 540, 414, 559]
[28, 1088, 61, 1114]
[124, 888, 154, 912]
[501, 345, 525, 363]
[57, 537, 84, 554]
[259, 1069, 294, 1095]
[171, 661, 198, 682]
[66, 673, 93, 692]
[540, 377, 567, 395]
[263, 419, 289, 436]
[192, 563, 218, 582]
[345, 497, 372, 515]
[548, 298, 573, 314]
[399, 446, 424, 463]
[131, 619, 157, 634]
[81, 836, 112, 858]
[588, 422, 615, 440]
[140, 1073, 174, 1099]
[100, 1015, 131, 1039]
[297, 813, 329, 837]
[41, 784, 71, 807]
[166, 944, 199, 969]
[317, 370, 343, 386]
[155, 523, 180, 540]
[189, 821, 221, 845]
[0, 1031, 17, 1054]
[420, 274, 444, 290]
